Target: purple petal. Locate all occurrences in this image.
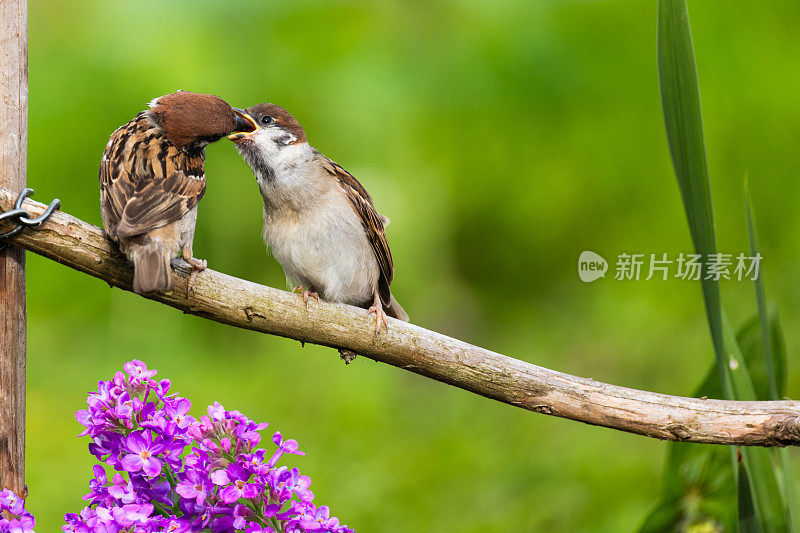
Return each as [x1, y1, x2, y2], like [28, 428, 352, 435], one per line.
[75, 409, 92, 427]
[210, 470, 230, 486]
[297, 475, 311, 490]
[207, 402, 225, 420]
[121, 454, 143, 472]
[91, 465, 106, 483]
[175, 482, 198, 499]
[220, 437, 232, 452]
[125, 432, 146, 453]
[266, 449, 282, 469]
[220, 485, 242, 504]
[281, 439, 299, 453]
[142, 456, 162, 477]
[300, 516, 322, 531]
[157, 379, 171, 397]
[241, 484, 259, 499]
[263, 503, 281, 518]
[175, 398, 191, 416]
[150, 440, 166, 455]
[227, 463, 249, 482]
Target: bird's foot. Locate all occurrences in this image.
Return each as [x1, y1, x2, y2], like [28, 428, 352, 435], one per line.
[368, 302, 389, 339]
[185, 257, 207, 297]
[339, 349, 358, 364]
[292, 285, 319, 310]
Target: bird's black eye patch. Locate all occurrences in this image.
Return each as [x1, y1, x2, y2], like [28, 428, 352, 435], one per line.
[260, 115, 274, 126]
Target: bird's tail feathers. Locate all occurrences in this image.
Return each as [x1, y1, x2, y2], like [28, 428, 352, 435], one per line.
[132, 247, 173, 295]
[386, 294, 409, 322]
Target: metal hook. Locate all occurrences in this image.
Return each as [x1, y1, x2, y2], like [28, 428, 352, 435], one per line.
[0, 209, 30, 240]
[0, 188, 61, 253]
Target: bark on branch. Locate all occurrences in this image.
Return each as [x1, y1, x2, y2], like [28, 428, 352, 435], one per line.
[2, 186, 799, 447]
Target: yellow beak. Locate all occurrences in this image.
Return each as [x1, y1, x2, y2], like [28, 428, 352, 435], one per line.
[228, 109, 258, 141]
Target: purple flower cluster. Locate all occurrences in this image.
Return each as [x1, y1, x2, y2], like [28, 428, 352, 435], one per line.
[0, 489, 35, 532]
[64, 360, 353, 533]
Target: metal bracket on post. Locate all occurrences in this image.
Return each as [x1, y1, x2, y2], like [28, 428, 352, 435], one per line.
[0, 188, 60, 253]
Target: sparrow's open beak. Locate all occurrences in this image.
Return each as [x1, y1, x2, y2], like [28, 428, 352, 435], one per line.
[228, 109, 258, 141]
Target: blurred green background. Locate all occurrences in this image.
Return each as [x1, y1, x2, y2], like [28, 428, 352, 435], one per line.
[23, 1, 800, 531]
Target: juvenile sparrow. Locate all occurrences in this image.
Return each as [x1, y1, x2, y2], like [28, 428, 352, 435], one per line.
[99, 91, 254, 294]
[228, 104, 408, 333]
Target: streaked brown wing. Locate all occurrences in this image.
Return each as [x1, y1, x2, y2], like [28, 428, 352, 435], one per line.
[321, 156, 394, 306]
[99, 159, 130, 231]
[113, 172, 205, 238]
[99, 115, 205, 239]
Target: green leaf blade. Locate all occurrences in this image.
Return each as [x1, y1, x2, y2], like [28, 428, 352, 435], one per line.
[657, 2, 790, 531]
[744, 181, 778, 400]
[724, 315, 789, 531]
[657, 0, 727, 391]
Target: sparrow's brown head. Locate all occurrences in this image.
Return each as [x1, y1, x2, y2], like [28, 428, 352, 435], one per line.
[226, 103, 306, 146]
[147, 91, 256, 152]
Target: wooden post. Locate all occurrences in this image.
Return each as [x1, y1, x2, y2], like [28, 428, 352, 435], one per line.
[0, 0, 27, 495]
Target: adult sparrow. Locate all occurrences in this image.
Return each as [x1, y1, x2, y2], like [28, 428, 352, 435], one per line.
[228, 103, 408, 334]
[99, 91, 254, 294]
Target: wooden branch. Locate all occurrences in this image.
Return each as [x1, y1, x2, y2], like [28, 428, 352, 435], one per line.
[0, 0, 28, 495]
[2, 188, 800, 447]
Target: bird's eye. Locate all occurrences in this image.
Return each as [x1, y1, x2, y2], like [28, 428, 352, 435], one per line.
[260, 115, 274, 125]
